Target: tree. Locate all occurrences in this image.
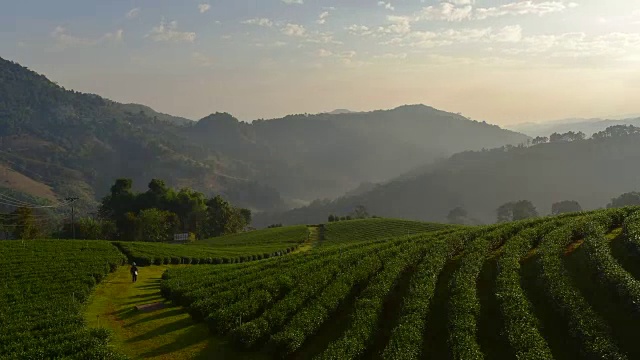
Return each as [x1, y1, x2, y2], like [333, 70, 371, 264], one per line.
[10, 207, 39, 240]
[496, 203, 513, 223]
[593, 125, 640, 140]
[532, 136, 548, 145]
[496, 200, 538, 222]
[239, 208, 252, 226]
[447, 207, 469, 224]
[328, 214, 335, 222]
[551, 200, 582, 215]
[607, 192, 640, 208]
[351, 205, 369, 219]
[202, 195, 247, 238]
[512, 200, 538, 220]
[61, 217, 103, 240]
[135, 208, 178, 242]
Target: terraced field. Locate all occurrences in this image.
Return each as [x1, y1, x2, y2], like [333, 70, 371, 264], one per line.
[0, 240, 126, 359]
[115, 226, 308, 266]
[321, 218, 455, 246]
[161, 208, 640, 359]
[4, 210, 640, 359]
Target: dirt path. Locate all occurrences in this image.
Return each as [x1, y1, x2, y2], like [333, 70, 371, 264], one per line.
[85, 265, 265, 360]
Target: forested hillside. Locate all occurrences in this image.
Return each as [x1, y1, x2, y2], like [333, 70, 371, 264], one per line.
[255, 126, 640, 226]
[0, 57, 528, 214]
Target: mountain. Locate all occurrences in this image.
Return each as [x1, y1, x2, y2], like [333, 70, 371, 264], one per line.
[117, 103, 193, 125]
[508, 117, 640, 138]
[0, 57, 277, 213]
[0, 57, 529, 214]
[254, 127, 640, 227]
[183, 105, 530, 202]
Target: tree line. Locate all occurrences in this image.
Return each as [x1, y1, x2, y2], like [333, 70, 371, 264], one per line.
[447, 193, 640, 225]
[1, 178, 252, 241]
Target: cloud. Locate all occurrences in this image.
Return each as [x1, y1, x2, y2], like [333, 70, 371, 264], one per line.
[198, 4, 211, 13]
[317, 48, 333, 57]
[192, 52, 214, 67]
[378, 1, 395, 11]
[374, 52, 408, 59]
[378, 16, 412, 35]
[281, 0, 303, 4]
[503, 32, 640, 60]
[282, 23, 306, 37]
[126, 8, 140, 19]
[241, 18, 274, 27]
[475, 1, 578, 20]
[317, 11, 330, 25]
[449, 0, 476, 4]
[254, 41, 288, 48]
[491, 25, 523, 42]
[50, 26, 123, 48]
[347, 25, 374, 36]
[421, 3, 473, 22]
[420, 1, 577, 22]
[146, 20, 196, 43]
[305, 31, 343, 44]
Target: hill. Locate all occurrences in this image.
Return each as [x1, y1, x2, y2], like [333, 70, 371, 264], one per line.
[0, 57, 528, 214]
[321, 218, 456, 246]
[508, 117, 640, 138]
[255, 126, 640, 226]
[158, 207, 640, 358]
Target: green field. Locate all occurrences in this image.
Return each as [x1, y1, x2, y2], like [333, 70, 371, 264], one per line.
[0, 240, 126, 359]
[322, 218, 458, 245]
[115, 226, 308, 266]
[4, 210, 640, 359]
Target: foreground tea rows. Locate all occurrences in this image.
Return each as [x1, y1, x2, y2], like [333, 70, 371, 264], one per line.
[161, 207, 640, 359]
[0, 240, 127, 359]
[3, 209, 640, 359]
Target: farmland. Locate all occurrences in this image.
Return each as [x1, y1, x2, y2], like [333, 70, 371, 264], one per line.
[321, 218, 456, 246]
[0, 240, 126, 359]
[160, 207, 640, 359]
[115, 225, 308, 266]
[4, 210, 640, 359]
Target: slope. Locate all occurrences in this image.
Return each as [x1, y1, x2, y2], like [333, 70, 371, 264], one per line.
[158, 207, 640, 359]
[255, 127, 640, 226]
[0, 57, 529, 213]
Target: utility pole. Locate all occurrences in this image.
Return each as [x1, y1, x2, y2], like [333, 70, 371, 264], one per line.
[65, 197, 79, 240]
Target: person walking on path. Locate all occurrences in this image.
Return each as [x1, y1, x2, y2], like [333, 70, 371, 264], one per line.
[130, 262, 139, 283]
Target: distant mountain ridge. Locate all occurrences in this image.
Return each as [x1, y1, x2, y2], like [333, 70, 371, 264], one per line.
[0, 56, 529, 214]
[508, 117, 640, 137]
[254, 127, 640, 227]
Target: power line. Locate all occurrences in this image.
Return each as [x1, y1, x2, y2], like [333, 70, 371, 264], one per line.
[65, 197, 80, 240]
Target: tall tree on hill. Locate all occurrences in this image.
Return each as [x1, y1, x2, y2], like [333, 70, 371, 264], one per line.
[10, 207, 39, 240]
[551, 200, 582, 215]
[497, 200, 538, 222]
[134, 208, 179, 242]
[201, 195, 250, 238]
[351, 205, 370, 219]
[607, 192, 640, 208]
[447, 207, 469, 224]
[99, 178, 136, 236]
[532, 136, 548, 145]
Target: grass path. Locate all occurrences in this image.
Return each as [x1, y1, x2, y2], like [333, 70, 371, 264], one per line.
[85, 265, 266, 360]
[296, 226, 322, 252]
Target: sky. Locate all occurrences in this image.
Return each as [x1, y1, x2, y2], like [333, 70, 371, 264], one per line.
[1, 0, 640, 124]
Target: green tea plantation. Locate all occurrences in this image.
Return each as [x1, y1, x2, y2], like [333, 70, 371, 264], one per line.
[4, 211, 640, 359]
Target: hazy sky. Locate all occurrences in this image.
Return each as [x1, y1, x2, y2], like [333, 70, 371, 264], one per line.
[2, 0, 639, 124]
